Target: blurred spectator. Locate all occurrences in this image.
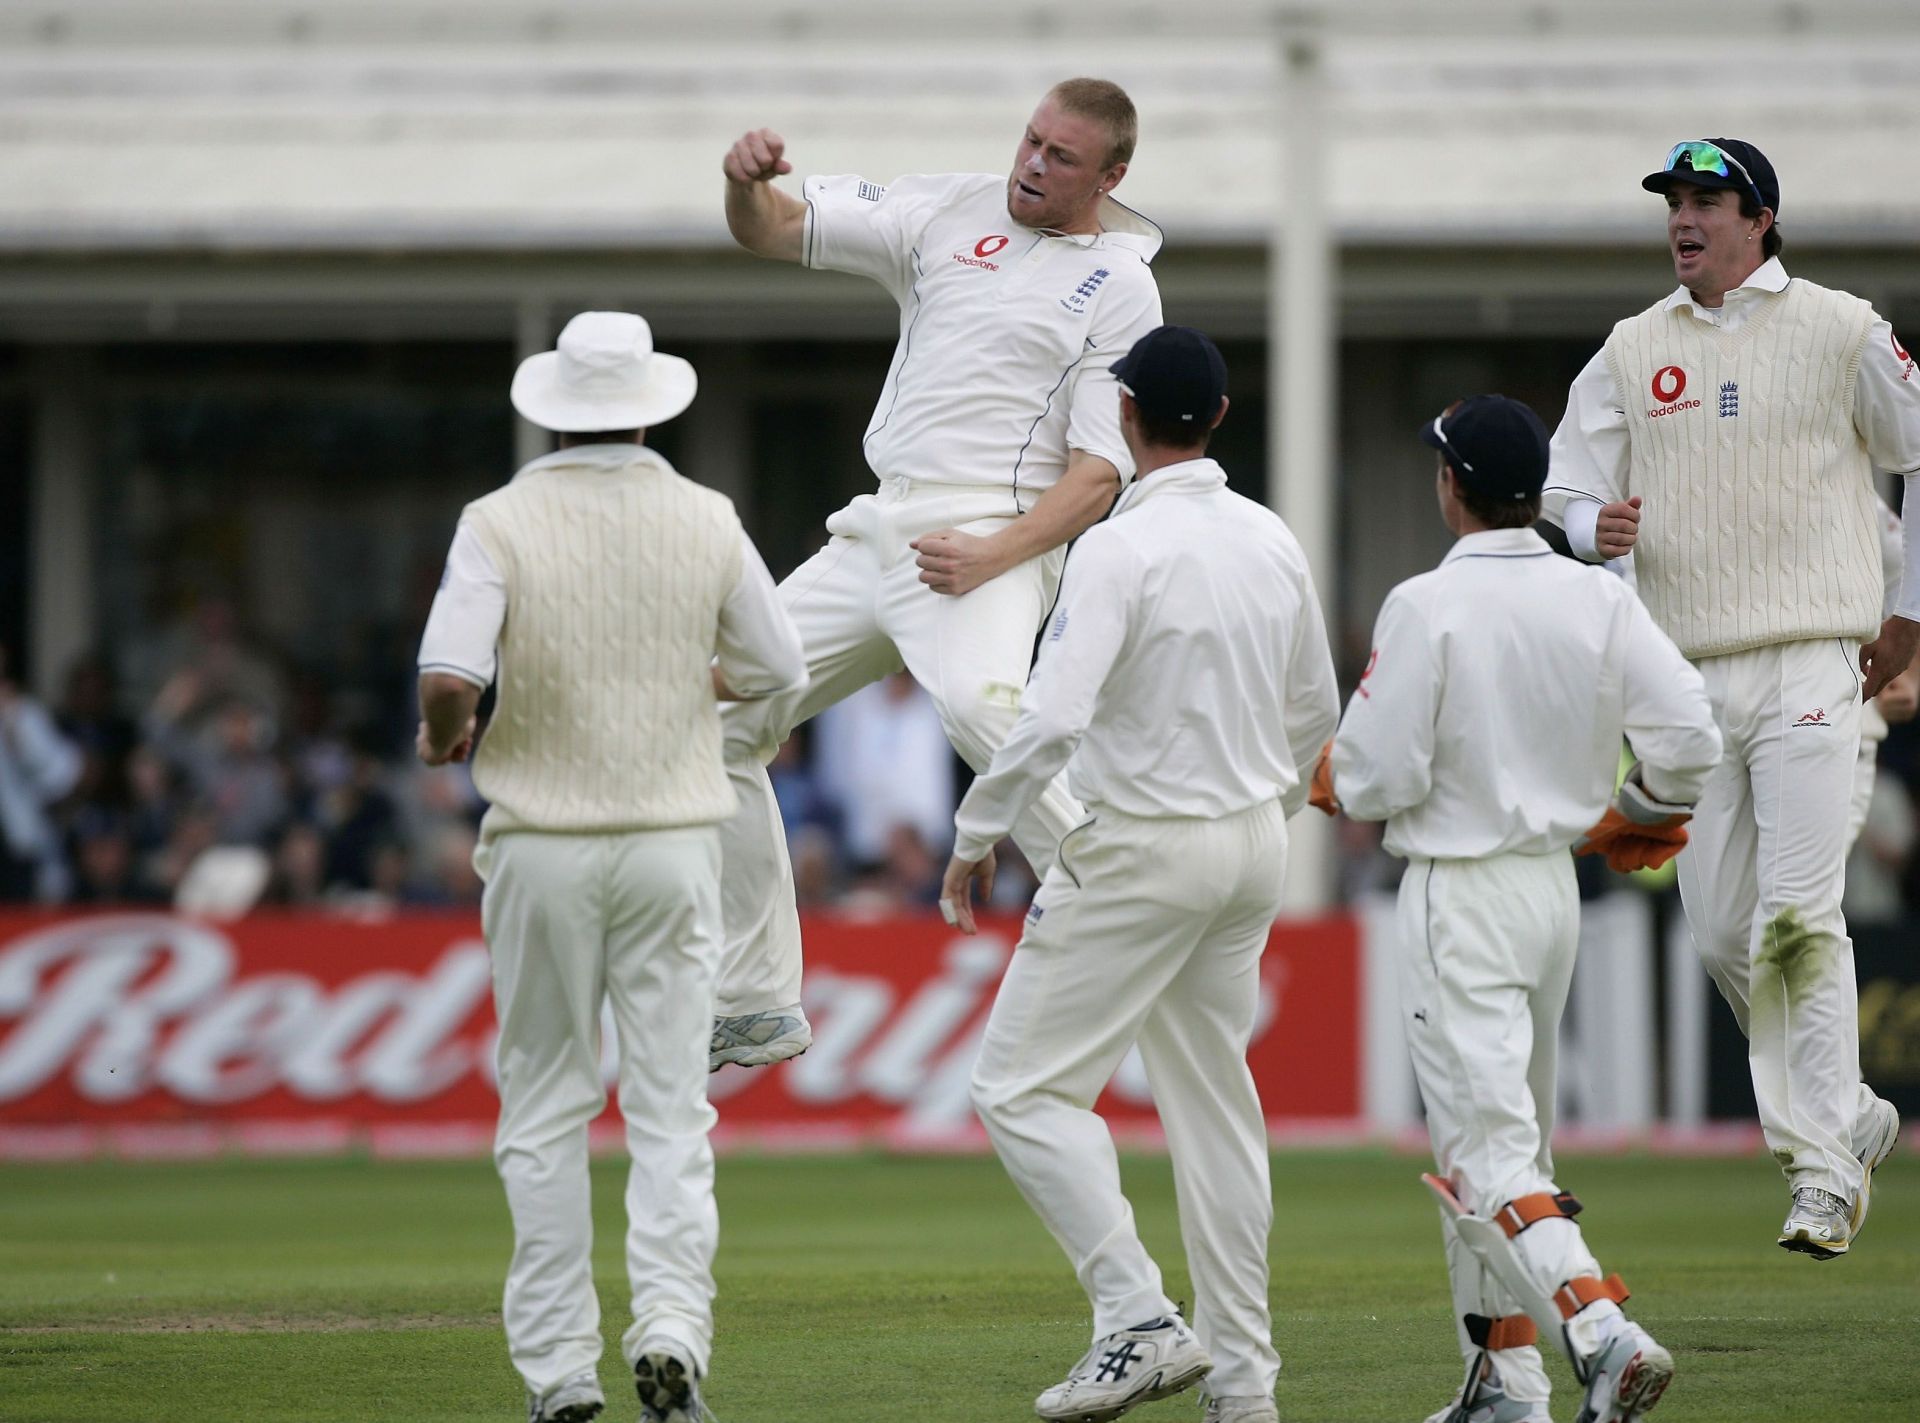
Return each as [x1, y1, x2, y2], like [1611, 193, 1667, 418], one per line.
[816, 672, 956, 869]
[144, 676, 289, 846]
[1847, 767, 1917, 924]
[124, 597, 288, 727]
[67, 808, 162, 907]
[265, 821, 330, 907]
[317, 741, 402, 891]
[56, 654, 137, 807]
[0, 643, 84, 901]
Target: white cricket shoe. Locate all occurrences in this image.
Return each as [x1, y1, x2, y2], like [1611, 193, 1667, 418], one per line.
[633, 1340, 706, 1423]
[1573, 1321, 1672, 1423]
[1777, 1186, 1852, 1260]
[1200, 1392, 1280, 1423]
[527, 1370, 603, 1423]
[1420, 1360, 1552, 1423]
[1849, 1097, 1899, 1238]
[708, 1005, 811, 1072]
[1035, 1315, 1212, 1423]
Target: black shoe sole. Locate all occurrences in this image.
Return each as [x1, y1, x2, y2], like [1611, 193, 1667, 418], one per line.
[635, 1352, 698, 1421]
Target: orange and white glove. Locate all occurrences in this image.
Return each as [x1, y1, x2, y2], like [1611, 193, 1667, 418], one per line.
[1573, 761, 1693, 874]
[1308, 739, 1340, 816]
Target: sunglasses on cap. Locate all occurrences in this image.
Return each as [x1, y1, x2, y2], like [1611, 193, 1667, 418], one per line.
[1661, 140, 1765, 211]
[1428, 401, 1475, 475]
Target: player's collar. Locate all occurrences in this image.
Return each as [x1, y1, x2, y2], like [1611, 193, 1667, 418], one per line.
[513, 443, 663, 481]
[1031, 194, 1163, 262]
[1665, 256, 1789, 315]
[1441, 527, 1551, 563]
[1113, 457, 1226, 516]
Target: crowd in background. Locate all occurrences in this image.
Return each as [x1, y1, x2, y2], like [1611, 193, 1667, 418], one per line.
[0, 607, 1042, 918]
[2, 601, 1916, 921]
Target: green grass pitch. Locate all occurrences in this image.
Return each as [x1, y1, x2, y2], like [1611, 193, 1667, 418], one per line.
[1, 1148, 1915, 1421]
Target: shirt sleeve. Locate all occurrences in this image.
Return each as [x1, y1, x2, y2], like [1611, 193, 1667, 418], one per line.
[1063, 266, 1164, 478]
[417, 521, 505, 690]
[1618, 593, 1723, 806]
[3, 700, 82, 805]
[1854, 321, 1920, 620]
[951, 535, 1135, 861]
[1542, 348, 1630, 559]
[1327, 589, 1441, 823]
[801, 172, 948, 300]
[715, 529, 808, 700]
[1280, 571, 1342, 819]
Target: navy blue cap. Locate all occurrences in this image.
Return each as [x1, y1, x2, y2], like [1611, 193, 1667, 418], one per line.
[1642, 137, 1779, 217]
[1111, 325, 1228, 427]
[1418, 395, 1549, 501]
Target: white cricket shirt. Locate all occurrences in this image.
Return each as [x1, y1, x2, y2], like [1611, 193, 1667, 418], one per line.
[418, 444, 805, 699]
[1544, 258, 1920, 620]
[803, 171, 1163, 507]
[952, 458, 1340, 862]
[1329, 528, 1723, 861]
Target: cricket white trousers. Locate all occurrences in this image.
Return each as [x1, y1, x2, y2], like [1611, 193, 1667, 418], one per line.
[714, 480, 1082, 1014]
[478, 827, 723, 1398]
[1397, 854, 1619, 1403]
[970, 800, 1289, 1400]
[1675, 639, 1879, 1199]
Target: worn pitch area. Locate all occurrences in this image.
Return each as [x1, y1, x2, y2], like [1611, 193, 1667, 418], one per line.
[0, 1150, 1914, 1421]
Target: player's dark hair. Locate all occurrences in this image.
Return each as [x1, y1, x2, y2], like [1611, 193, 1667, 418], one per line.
[1133, 408, 1216, 453]
[1457, 483, 1542, 530]
[1048, 78, 1137, 169]
[1737, 192, 1784, 259]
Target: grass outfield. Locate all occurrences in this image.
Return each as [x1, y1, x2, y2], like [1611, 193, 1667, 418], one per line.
[0, 1149, 1915, 1422]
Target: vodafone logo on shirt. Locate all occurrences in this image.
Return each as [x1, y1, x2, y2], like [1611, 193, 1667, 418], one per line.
[1647, 364, 1701, 418]
[1895, 330, 1916, 381]
[953, 234, 1009, 271]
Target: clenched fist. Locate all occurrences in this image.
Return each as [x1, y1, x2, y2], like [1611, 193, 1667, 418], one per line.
[723, 128, 792, 185]
[1594, 495, 1643, 559]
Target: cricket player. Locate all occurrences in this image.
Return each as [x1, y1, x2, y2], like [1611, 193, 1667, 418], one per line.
[1318, 395, 1722, 1423]
[416, 312, 805, 1423]
[713, 77, 1163, 1069]
[941, 326, 1340, 1423]
[1542, 138, 1920, 1257]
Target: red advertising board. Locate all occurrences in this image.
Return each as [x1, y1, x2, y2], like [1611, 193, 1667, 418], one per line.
[0, 910, 1360, 1159]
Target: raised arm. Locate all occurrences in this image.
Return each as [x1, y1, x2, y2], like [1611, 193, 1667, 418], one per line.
[723, 128, 807, 263]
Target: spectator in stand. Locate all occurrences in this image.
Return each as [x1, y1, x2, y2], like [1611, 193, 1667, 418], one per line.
[55, 653, 137, 811]
[144, 673, 289, 848]
[67, 807, 161, 907]
[815, 671, 956, 871]
[0, 643, 84, 902]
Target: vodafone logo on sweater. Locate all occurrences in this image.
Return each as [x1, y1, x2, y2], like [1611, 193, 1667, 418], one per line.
[1648, 364, 1701, 418]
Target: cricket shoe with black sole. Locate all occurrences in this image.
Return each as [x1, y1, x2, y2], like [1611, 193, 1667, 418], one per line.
[527, 1370, 603, 1423]
[1573, 1321, 1673, 1423]
[1850, 1097, 1899, 1241]
[1777, 1186, 1851, 1260]
[634, 1343, 706, 1423]
[708, 1006, 811, 1072]
[1035, 1315, 1212, 1423]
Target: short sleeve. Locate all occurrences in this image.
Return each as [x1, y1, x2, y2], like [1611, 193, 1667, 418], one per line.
[802, 172, 954, 298]
[1063, 265, 1164, 475]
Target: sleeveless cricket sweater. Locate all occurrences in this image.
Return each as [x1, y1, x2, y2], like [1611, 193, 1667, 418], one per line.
[1604, 279, 1881, 660]
[461, 447, 743, 835]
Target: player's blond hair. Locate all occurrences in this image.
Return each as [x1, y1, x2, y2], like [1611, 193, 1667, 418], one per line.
[1047, 77, 1137, 170]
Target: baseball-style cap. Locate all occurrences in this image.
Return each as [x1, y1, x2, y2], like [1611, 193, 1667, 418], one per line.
[1110, 325, 1228, 426]
[1418, 395, 1550, 501]
[1642, 137, 1780, 217]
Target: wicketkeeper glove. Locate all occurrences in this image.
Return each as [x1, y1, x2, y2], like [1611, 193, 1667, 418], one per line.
[1572, 761, 1693, 873]
[1309, 739, 1340, 816]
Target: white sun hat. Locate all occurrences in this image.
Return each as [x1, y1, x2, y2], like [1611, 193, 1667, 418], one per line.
[510, 311, 697, 432]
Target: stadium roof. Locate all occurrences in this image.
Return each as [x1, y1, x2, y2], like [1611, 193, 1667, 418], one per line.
[4, 1, 1920, 254]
